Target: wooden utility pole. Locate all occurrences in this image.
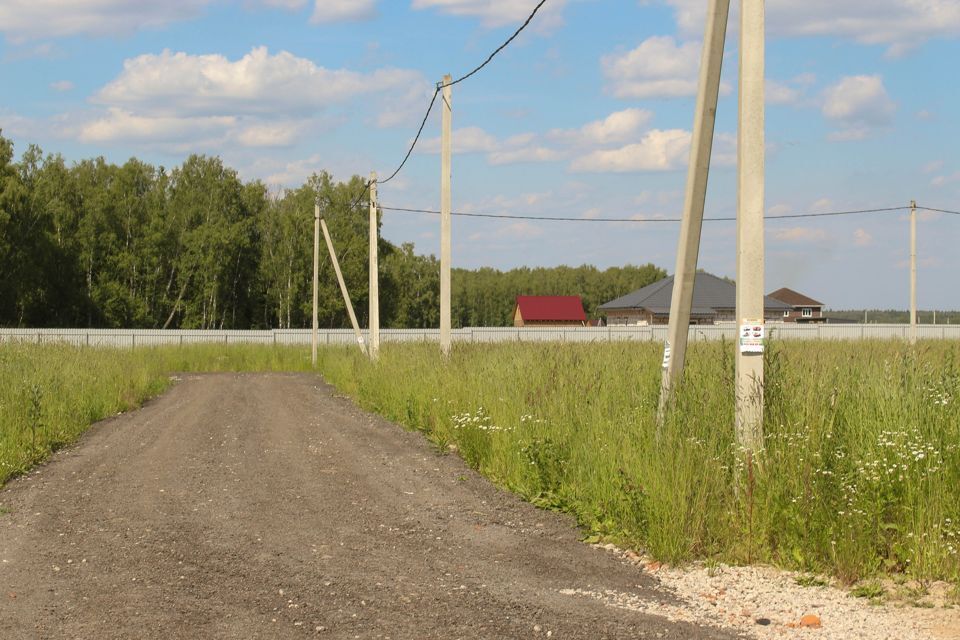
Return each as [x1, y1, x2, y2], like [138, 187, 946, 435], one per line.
[369, 173, 380, 361]
[910, 199, 917, 344]
[735, 0, 766, 452]
[320, 218, 367, 356]
[658, 0, 731, 423]
[439, 74, 453, 358]
[312, 200, 320, 367]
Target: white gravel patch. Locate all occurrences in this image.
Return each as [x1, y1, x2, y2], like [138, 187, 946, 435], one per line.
[559, 545, 960, 640]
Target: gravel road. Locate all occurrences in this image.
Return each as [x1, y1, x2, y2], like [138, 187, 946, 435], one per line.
[0, 373, 739, 640]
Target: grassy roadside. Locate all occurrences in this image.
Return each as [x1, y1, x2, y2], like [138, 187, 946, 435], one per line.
[1, 340, 958, 590]
[314, 340, 960, 587]
[0, 343, 312, 485]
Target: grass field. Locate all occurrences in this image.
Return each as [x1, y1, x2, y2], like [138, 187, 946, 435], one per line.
[1, 339, 958, 588]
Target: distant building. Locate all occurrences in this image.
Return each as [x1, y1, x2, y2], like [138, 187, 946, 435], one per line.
[513, 296, 587, 327]
[599, 273, 791, 325]
[767, 288, 825, 323]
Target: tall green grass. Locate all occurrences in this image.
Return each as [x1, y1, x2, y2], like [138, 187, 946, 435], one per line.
[315, 340, 960, 585]
[1, 340, 957, 586]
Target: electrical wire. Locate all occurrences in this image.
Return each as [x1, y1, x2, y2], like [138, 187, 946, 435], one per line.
[917, 205, 960, 216]
[380, 205, 913, 223]
[442, 0, 549, 88]
[379, 87, 441, 185]
[344, 0, 548, 203]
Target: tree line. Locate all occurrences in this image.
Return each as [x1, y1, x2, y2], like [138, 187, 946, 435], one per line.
[0, 133, 665, 329]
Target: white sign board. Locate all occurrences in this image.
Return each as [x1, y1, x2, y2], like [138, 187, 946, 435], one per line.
[661, 342, 671, 370]
[739, 320, 765, 354]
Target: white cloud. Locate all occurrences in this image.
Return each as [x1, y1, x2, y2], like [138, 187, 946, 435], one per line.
[421, 126, 498, 154]
[771, 227, 827, 243]
[810, 198, 834, 213]
[411, 0, 565, 30]
[0, 0, 212, 40]
[234, 121, 302, 147]
[468, 221, 544, 242]
[49, 80, 74, 92]
[488, 146, 562, 165]
[570, 129, 692, 173]
[76, 46, 429, 149]
[822, 75, 896, 141]
[548, 108, 654, 146]
[310, 0, 377, 23]
[931, 171, 960, 188]
[0, 1, 378, 39]
[262, 154, 323, 185]
[78, 108, 236, 144]
[421, 126, 562, 164]
[766, 81, 801, 106]
[853, 228, 874, 247]
[67, 47, 427, 152]
[93, 47, 423, 117]
[601, 36, 701, 99]
[658, 0, 960, 55]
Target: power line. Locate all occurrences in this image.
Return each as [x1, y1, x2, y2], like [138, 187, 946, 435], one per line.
[357, 0, 549, 197]
[380, 205, 912, 223]
[917, 205, 960, 216]
[442, 0, 549, 88]
[379, 87, 440, 185]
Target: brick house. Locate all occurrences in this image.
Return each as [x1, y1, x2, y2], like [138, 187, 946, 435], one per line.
[513, 296, 587, 327]
[767, 288, 825, 323]
[599, 273, 791, 325]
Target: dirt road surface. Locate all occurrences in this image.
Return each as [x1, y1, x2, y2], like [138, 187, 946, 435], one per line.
[0, 373, 738, 639]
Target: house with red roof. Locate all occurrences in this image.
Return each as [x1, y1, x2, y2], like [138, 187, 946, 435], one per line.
[513, 296, 587, 327]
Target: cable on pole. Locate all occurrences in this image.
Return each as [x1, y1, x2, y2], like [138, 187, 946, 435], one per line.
[441, 0, 549, 88]
[342, 0, 549, 202]
[380, 205, 913, 223]
[379, 87, 441, 185]
[917, 205, 960, 216]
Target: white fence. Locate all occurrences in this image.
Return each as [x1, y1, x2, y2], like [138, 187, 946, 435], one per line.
[0, 324, 958, 348]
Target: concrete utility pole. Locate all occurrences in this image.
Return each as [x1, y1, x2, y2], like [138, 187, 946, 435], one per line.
[312, 200, 320, 367]
[320, 218, 367, 356]
[369, 173, 380, 361]
[439, 74, 453, 358]
[735, 0, 766, 452]
[910, 199, 918, 345]
[658, 0, 731, 423]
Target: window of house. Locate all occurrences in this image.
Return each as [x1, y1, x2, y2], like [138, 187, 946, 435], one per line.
[802, 308, 812, 317]
[783, 310, 790, 317]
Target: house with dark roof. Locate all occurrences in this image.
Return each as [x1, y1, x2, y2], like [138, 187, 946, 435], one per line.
[513, 296, 587, 327]
[767, 288, 825, 323]
[598, 272, 791, 326]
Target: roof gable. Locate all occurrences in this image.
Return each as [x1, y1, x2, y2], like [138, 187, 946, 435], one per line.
[515, 296, 586, 322]
[599, 273, 792, 312]
[767, 287, 824, 307]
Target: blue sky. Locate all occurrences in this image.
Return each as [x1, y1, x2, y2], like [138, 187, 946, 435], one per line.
[2, 0, 959, 310]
